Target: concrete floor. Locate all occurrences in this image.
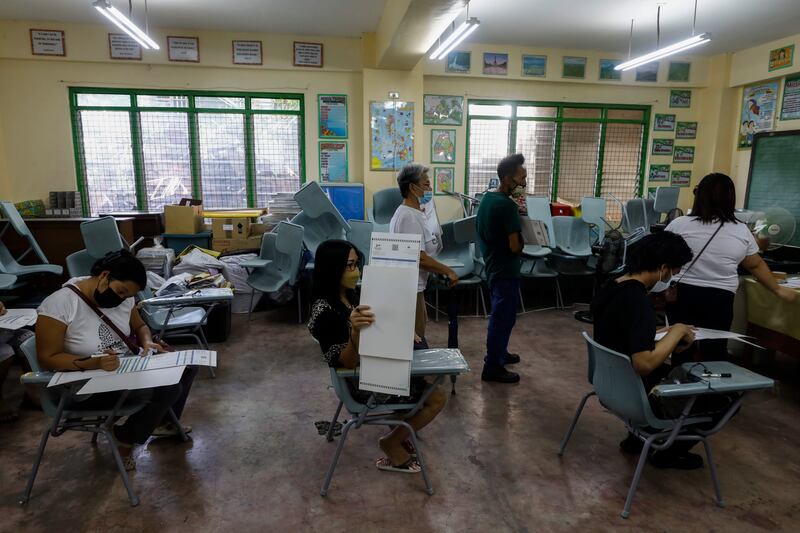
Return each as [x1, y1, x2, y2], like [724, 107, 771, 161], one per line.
[2, 306, 799, 532]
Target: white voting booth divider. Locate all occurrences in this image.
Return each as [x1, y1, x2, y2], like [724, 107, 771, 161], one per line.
[358, 232, 421, 396]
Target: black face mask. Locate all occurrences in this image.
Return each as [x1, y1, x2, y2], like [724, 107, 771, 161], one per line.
[94, 282, 125, 308]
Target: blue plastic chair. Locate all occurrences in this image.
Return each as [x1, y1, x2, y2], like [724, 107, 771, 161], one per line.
[292, 181, 350, 257]
[525, 196, 556, 246]
[65, 250, 96, 278]
[370, 187, 403, 232]
[432, 217, 487, 320]
[580, 196, 607, 244]
[561, 333, 726, 518]
[623, 198, 657, 235]
[17, 335, 186, 507]
[244, 221, 305, 323]
[653, 186, 681, 223]
[319, 366, 435, 497]
[346, 219, 373, 265]
[0, 201, 63, 279]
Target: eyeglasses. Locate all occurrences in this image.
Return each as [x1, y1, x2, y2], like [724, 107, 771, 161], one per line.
[345, 260, 359, 271]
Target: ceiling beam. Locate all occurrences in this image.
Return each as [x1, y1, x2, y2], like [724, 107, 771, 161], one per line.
[375, 0, 466, 70]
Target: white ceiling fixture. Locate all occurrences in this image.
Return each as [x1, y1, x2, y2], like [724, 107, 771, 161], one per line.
[615, 0, 710, 71]
[429, 1, 480, 60]
[92, 0, 159, 50]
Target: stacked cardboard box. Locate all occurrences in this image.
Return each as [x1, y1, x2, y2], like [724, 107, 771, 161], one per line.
[211, 217, 266, 252]
[43, 191, 82, 217]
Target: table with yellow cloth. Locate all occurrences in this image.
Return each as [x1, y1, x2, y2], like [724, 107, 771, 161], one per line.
[744, 277, 800, 354]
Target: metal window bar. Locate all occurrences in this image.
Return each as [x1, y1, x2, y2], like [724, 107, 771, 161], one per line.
[467, 119, 511, 196]
[253, 114, 302, 207]
[515, 120, 556, 197]
[197, 113, 247, 209]
[599, 123, 645, 222]
[139, 112, 193, 212]
[556, 122, 601, 204]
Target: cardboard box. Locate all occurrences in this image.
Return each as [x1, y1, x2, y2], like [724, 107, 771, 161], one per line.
[164, 205, 203, 234]
[212, 217, 251, 239]
[212, 235, 262, 253]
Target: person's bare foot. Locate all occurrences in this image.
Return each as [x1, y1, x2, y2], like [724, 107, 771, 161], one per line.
[378, 436, 410, 467]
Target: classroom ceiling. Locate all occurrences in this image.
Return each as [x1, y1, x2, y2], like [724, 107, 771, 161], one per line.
[0, 0, 798, 56]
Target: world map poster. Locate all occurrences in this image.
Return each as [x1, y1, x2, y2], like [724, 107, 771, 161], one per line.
[370, 101, 414, 171]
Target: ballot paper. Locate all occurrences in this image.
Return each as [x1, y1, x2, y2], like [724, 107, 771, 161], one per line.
[76, 366, 185, 395]
[520, 217, 551, 247]
[0, 308, 37, 330]
[655, 328, 762, 348]
[780, 278, 800, 289]
[359, 355, 411, 396]
[369, 232, 421, 268]
[358, 265, 417, 360]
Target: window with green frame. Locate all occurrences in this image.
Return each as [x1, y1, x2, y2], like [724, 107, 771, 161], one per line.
[69, 88, 305, 215]
[466, 101, 650, 219]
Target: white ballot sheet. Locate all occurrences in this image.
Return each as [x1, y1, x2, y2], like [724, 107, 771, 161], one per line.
[359, 355, 411, 396]
[780, 278, 800, 289]
[520, 217, 550, 247]
[369, 232, 421, 268]
[358, 265, 417, 360]
[77, 366, 185, 395]
[655, 327, 762, 347]
[0, 308, 38, 330]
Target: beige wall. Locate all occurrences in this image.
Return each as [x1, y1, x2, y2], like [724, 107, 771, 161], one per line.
[727, 32, 800, 206]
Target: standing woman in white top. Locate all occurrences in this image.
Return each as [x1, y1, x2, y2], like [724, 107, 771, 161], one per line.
[389, 164, 458, 345]
[665, 173, 797, 362]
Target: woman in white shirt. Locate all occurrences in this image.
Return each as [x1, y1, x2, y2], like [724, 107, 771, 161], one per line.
[36, 250, 197, 470]
[389, 164, 458, 345]
[665, 173, 796, 362]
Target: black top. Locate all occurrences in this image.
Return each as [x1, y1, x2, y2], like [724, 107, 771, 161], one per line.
[308, 298, 353, 367]
[591, 279, 656, 358]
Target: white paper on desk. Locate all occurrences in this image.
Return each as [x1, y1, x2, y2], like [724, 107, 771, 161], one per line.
[359, 355, 411, 396]
[49, 369, 108, 387]
[655, 327, 762, 347]
[76, 366, 185, 395]
[780, 278, 800, 289]
[358, 265, 417, 360]
[0, 308, 37, 330]
[520, 217, 550, 247]
[115, 350, 217, 372]
[369, 232, 421, 268]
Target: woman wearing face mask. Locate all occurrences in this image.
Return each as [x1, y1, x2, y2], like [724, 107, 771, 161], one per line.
[390, 163, 458, 346]
[35, 250, 197, 470]
[308, 240, 446, 473]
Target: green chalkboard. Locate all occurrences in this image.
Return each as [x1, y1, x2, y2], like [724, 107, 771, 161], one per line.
[745, 130, 800, 247]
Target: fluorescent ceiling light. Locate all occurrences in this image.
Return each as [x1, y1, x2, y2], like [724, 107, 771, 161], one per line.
[615, 32, 711, 71]
[429, 17, 480, 60]
[93, 0, 159, 50]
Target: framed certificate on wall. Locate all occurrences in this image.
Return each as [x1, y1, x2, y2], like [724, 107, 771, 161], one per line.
[167, 36, 200, 62]
[109, 33, 142, 60]
[232, 40, 262, 65]
[30, 29, 65, 56]
[293, 41, 323, 67]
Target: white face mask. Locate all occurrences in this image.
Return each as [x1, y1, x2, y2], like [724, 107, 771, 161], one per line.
[650, 267, 673, 293]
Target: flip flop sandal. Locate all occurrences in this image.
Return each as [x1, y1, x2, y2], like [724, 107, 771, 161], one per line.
[314, 420, 342, 437]
[112, 427, 137, 471]
[375, 457, 421, 474]
[401, 439, 417, 458]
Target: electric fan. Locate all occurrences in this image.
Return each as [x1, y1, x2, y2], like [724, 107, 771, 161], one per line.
[754, 207, 797, 250]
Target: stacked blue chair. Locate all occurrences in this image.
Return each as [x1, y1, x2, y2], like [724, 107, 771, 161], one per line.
[370, 187, 403, 233]
[0, 201, 63, 282]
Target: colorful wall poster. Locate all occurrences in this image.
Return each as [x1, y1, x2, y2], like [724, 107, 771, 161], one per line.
[738, 81, 779, 149]
[768, 45, 794, 71]
[654, 114, 676, 131]
[635, 62, 658, 82]
[423, 95, 463, 125]
[483, 53, 508, 75]
[673, 146, 695, 164]
[319, 141, 348, 182]
[671, 170, 691, 187]
[562, 56, 586, 78]
[668, 61, 691, 82]
[676, 121, 698, 139]
[431, 129, 456, 164]
[446, 50, 470, 73]
[652, 138, 674, 156]
[522, 55, 547, 77]
[780, 74, 800, 121]
[318, 94, 348, 138]
[649, 164, 671, 182]
[669, 90, 691, 108]
[434, 167, 455, 195]
[370, 101, 414, 171]
[599, 59, 622, 81]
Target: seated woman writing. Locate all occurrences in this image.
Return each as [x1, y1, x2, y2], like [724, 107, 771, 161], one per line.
[35, 250, 197, 470]
[307, 239, 446, 473]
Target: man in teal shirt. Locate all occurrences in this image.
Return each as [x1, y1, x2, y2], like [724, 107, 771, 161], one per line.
[476, 154, 526, 383]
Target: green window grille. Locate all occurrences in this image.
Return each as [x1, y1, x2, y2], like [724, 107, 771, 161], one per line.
[466, 100, 650, 220]
[69, 88, 305, 215]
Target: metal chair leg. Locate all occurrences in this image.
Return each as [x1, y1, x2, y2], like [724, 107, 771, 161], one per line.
[247, 290, 256, 322]
[297, 286, 303, 324]
[167, 408, 189, 442]
[558, 391, 596, 455]
[320, 418, 356, 496]
[621, 436, 654, 518]
[555, 278, 564, 310]
[196, 328, 215, 378]
[404, 423, 434, 496]
[435, 288, 440, 322]
[326, 401, 343, 442]
[91, 432, 99, 445]
[479, 286, 488, 318]
[19, 427, 51, 505]
[518, 286, 526, 313]
[702, 438, 725, 507]
[101, 428, 140, 507]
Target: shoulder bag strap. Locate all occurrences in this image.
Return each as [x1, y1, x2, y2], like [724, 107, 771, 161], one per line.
[675, 221, 725, 284]
[65, 284, 139, 353]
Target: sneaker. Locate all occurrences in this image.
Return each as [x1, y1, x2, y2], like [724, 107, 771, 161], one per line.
[648, 450, 704, 470]
[619, 434, 644, 455]
[152, 423, 193, 437]
[481, 366, 520, 383]
[505, 353, 521, 365]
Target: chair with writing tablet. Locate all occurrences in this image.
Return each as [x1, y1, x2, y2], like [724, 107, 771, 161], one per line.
[16, 335, 187, 507]
[292, 181, 350, 258]
[319, 367, 435, 497]
[0, 201, 63, 281]
[580, 196, 608, 245]
[370, 187, 403, 233]
[346, 219, 373, 265]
